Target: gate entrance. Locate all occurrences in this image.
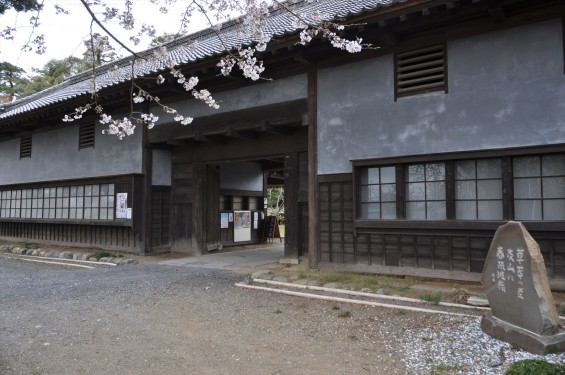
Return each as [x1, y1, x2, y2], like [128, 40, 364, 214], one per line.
[152, 99, 310, 262]
[203, 154, 308, 261]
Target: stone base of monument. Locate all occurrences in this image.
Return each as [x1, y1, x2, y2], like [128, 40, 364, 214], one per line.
[481, 314, 565, 355]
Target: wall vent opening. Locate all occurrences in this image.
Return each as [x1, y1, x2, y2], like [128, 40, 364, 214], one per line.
[395, 44, 447, 99]
[79, 123, 95, 149]
[20, 135, 32, 158]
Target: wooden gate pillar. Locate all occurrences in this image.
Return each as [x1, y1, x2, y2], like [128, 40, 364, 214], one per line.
[307, 68, 319, 269]
[283, 153, 299, 260]
[191, 161, 206, 255]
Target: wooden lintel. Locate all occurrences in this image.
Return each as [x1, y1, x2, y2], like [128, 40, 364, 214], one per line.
[260, 123, 294, 136]
[375, 26, 398, 46]
[194, 134, 211, 143]
[293, 54, 316, 65]
[207, 134, 229, 144]
[166, 139, 189, 146]
[488, 5, 506, 22]
[225, 128, 259, 140]
[227, 74, 247, 82]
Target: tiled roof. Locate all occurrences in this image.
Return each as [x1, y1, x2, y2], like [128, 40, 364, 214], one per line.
[0, 0, 405, 121]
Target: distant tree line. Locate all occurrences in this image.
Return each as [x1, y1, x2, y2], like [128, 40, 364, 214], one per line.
[0, 31, 179, 101]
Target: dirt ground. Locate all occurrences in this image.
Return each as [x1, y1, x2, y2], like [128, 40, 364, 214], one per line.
[1, 255, 432, 375]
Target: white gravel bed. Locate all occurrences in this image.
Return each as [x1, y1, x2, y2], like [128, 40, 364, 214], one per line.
[401, 316, 565, 374]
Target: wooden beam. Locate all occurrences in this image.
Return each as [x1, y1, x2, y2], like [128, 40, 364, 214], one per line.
[293, 52, 317, 65]
[191, 161, 206, 255]
[307, 68, 319, 270]
[284, 152, 299, 260]
[194, 133, 211, 143]
[225, 128, 260, 140]
[375, 26, 398, 46]
[488, 1, 507, 22]
[260, 123, 294, 136]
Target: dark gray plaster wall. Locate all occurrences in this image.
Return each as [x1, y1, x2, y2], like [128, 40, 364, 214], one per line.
[317, 19, 565, 175]
[0, 120, 142, 185]
[157, 74, 307, 124]
[219, 162, 263, 192]
[152, 149, 172, 186]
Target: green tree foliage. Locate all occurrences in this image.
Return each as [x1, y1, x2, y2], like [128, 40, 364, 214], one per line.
[267, 187, 284, 223]
[0, 0, 41, 15]
[16, 56, 87, 96]
[14, 34, 118, 97]
[0, 61, 28, 95]
[82, 33, 117, 67]
[149, 33, 181, 47]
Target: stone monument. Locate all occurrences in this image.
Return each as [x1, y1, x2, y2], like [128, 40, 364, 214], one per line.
[481, 221, 565, 354]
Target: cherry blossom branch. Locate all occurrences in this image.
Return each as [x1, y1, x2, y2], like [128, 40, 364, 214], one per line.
[61, 0, 373, 141]
[273, 0, 372, 53]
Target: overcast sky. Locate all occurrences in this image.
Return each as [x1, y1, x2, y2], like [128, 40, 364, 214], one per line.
[0, 1, 209, 74]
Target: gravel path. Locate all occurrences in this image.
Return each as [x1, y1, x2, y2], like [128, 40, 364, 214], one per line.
[1, 256, 564, 375]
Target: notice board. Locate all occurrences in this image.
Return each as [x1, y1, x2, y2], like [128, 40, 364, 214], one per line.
[262, 216, 277, 243]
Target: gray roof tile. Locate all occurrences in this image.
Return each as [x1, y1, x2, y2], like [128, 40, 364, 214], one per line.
[0, 0, 404, 121]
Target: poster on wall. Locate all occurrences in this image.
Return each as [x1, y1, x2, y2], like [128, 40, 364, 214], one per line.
[228, 213, 233, 222]
[116, 193, 128, 219]
[220, 212, 229, 229]
[234, 210, 252, 242]
[234, 211, 251, 229]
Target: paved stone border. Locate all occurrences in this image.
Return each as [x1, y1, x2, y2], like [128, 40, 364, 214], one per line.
[0, 244, 136, 266]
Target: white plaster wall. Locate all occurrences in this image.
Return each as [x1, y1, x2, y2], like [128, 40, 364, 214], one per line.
[317, 19, 565, 174]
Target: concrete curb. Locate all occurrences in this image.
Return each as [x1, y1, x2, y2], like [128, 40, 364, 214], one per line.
[235, 282, 477, 318]
[253, 278, 492, 311]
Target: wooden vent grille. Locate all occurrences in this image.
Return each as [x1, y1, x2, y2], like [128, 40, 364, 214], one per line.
[20, 136, 31, 158]
[79, 123, 95, 149]
[395, 44, 446, 98]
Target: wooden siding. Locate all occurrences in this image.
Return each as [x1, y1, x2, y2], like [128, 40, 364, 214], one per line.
[170, 161, 193, 251]
[318, 176, 355, 263]
[151, 187, 171, 248]
[318, 173, 565, 280]
[0, 221, 137, 250]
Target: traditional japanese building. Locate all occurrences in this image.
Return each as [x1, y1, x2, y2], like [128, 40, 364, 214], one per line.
[1, 0, 564, 283]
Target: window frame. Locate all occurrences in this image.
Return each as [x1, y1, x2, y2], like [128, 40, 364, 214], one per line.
[358, 166, 398, 220]
[0, 176, 135, 226]
[513, 155, 565, 221]
[454, 158, 504, 221]
[352, 145, 565, 232]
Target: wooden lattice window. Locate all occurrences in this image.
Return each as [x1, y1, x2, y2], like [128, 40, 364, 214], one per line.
[20, 135, 31, 158]
[395, 44, 447, 99]
[79, 123, 95, 149]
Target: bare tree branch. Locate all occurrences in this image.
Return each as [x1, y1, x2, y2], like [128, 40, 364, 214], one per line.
[78, 0, 142, 60]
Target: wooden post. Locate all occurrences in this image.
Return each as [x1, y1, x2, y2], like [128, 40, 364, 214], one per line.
[284, 152, 299, 260]
[307, 68, 319, 270]
[191, 161, 206, 255]
[140, 104, 152, 255]
[205, 165, 220, 250]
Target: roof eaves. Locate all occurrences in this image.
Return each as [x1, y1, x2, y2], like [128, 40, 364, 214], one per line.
[0, 0, 406, 122]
